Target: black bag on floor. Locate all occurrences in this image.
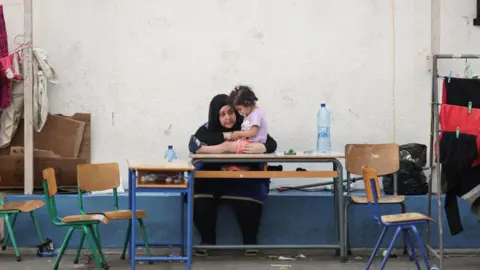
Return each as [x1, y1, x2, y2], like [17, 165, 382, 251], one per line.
[383, 144, 429, 195]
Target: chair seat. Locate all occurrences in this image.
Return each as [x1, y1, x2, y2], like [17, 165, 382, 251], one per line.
[61, 214, 109, 224]
[88, 210, 147, 220]
[0, 200, 45, 213]
[381, 212, 435, 224]
[351, 195, 405, 204]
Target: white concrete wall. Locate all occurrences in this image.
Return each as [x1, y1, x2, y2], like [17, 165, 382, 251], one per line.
[0, 0, 478, 188]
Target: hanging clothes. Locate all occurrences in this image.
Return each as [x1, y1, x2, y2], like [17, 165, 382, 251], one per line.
[0, 5, 10, 110]
[33, 48, 57, 132]
[443, 78, 480, 108]
[0, 48, 57, 148]
[439, 104, 480, 166]
[440, 132, 480, 235]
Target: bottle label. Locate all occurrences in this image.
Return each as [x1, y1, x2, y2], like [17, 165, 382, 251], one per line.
[319, 127, 329, 138]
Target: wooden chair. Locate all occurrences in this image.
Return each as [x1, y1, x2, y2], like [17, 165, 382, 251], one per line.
[0, 196, 45, 261]
[344, 144, 407, 256]
[42, 168, 109, 270]
[75, 163, 151, 263]
[362, 168, 434, 269]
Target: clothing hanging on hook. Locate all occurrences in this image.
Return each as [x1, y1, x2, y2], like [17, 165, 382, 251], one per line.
[0, 5, 10, 110]
[442, 78, 480, 108]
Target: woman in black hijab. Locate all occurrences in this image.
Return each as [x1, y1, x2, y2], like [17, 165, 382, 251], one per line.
[188, 94, 277, 256]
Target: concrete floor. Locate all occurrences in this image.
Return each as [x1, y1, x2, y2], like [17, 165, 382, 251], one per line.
[0, 249, 478, 269]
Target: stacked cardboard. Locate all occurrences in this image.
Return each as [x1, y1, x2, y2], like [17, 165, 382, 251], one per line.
[0, 113, 91, 189]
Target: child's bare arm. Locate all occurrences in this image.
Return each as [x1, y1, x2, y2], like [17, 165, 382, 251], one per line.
[231, 126, 259, 140]
[196, 142, 237, 153]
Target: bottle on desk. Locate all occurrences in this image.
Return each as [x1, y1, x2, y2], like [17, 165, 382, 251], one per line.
[317, 102, 331, 153]
[164, 145, 177, 162]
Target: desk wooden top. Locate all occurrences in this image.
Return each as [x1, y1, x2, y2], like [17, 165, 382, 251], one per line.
[191, 151, 345, 160]
[128, 160, 194, 171]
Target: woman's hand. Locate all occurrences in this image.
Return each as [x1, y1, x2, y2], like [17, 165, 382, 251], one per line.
[223, 132, 233, 141]
[242, 142, 267, 154]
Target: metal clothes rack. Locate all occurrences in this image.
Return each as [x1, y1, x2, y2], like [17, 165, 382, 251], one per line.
[427, 54, 480, 269]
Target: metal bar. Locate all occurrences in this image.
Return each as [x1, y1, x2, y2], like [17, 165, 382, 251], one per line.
[192, 158, 340, 164]
[426, 53, 437, 254]
[333, 162, 339, 256]
[180, 191, 185, 257]
[393, 172, 398, 195]
[135, 256, 186, 262]
[135, 243, 183, 247]
[334, 159, 346, 262]
[193, 244, 340, 249]
[433, 55, 444, 270]
[427, 244, 441, 259]
[134, 188, 189, 193]
[130, 169, 137, 270]
[186, 171, 194, 269]
[434, 54, 480, 59]
[195, 170, 338, 179]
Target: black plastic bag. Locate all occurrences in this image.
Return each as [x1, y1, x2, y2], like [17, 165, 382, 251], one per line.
[383, 144, 429, 195]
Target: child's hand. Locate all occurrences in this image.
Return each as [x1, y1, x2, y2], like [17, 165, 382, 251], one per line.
[231, 132, 241, 140]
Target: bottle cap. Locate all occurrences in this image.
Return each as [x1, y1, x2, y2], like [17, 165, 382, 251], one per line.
[321, 103, 326, 107]
[168, 145, 173, 149]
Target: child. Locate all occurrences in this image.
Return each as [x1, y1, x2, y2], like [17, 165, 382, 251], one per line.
[228, 85, 268, 153]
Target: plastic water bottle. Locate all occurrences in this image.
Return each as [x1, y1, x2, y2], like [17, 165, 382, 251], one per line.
[164, 145, 177, 162]
[317, 103, 331, 153]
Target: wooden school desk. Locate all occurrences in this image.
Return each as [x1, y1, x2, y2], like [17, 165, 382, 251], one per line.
[191, 151, 348, 262]
[128, 162, 194, 270]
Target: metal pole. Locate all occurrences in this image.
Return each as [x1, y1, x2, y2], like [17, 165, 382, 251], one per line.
[23, 0, 34, 195]
[433, 54, 443, 269]
[434, 54, 480, 59]
[426, 53, 436, 253]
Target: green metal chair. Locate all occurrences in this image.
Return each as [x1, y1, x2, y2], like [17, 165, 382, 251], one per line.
[0, 197, 45, 261]
[74, 163, 151, 263]
[42, 168, 110, 270]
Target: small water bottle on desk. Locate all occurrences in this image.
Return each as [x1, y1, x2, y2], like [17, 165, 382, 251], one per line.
[164, 145, 177, 162]
[317, 103, 331, 153]
[163, 145, 184, 184]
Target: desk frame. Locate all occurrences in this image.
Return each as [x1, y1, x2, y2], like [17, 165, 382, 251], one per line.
[128, 167, 194, 270]
[191, 155, 347, 262]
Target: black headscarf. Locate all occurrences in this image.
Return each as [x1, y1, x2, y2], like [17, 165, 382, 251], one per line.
[207, 94, 242, 132]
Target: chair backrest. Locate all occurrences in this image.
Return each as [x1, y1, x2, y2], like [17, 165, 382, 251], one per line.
[42, 168, 60, 223]
[42, 168, 58, 197]
[362, 167, 382, 221]
[77, 163, 120, 192]
[345, 144, 400, 176]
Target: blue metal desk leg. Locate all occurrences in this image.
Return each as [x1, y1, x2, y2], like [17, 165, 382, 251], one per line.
[130, 169, 137, 270]
[334, 160, 347, 262]
[128, 169, 133, 259]
[180, 192, 185, 257]
[333, 162, 339, 256]
[186, 172, 194, 269]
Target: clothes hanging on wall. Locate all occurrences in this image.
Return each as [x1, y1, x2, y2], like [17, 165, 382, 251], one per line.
[0, 48, 57, 148]
[439, 104, 480, 166]
[439, 77, 480, 235]
[443, 78, 480, 108]
[0, 5, 10, 110]
[440, 132, 480, 235]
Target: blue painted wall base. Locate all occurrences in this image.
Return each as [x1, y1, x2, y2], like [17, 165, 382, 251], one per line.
[4, 191, 480, 249]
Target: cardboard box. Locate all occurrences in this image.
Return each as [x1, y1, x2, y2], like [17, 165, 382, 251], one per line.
[10, 146, 59, 158]
[1, 115, 85, 158]
[0, 156, 86, 188]
[61, 113, 91, 163]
